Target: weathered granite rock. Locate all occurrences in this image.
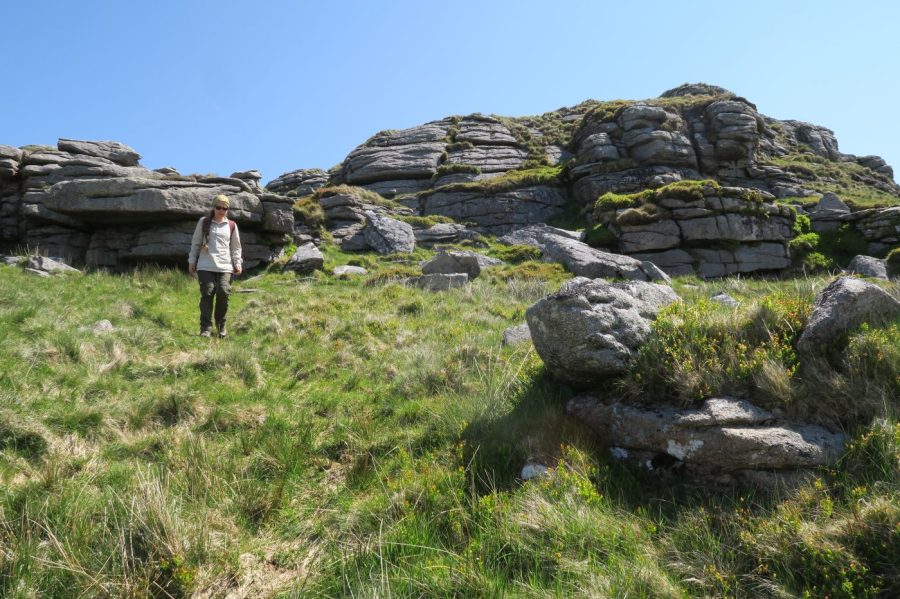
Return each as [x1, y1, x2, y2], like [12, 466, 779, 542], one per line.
[423, 187, 569, 235]
[526, 277, 679, 385]
[363, 213, 415, 254]
[407, 273, 469, 291]
[500, 224, 669, 282]
[812, 192, 850, 215]
[567, 396, 846, 477]
[284, 242, 324, 273]
[455, 117, 518, 145]
[25, 255, 81, 274]
[343, 121, 450, 184]
[502, 324, 532, 346]
[780, 121, 842, 160]
[413, 222, 474, 247]
[421, 249, 501, 278]
[711, 292, 740, 307]
[333, 265, 368, 277]
[445, 146, 529, 173]
[798, 276, 900, 358]
[57, 139, 141, 166]
[84, 223, 277, 269]
[265, 168, 328, 196]
[0, 146, 22, 178]
[44, 177, 264, 224]
[847, 255, 889, 280]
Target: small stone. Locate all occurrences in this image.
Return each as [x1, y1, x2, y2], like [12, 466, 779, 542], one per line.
[711, 292, 740, 307]
[520, 463, 550, 481]
[502, 324, 532, 346]
[284, 242, 324, 273]
[79, 319, 114, 334]
[333, 265, 368, 277]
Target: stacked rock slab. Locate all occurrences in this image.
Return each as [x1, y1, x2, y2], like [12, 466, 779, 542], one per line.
[500, 224, 670, 282]
[567, 396, 846, 482]
[593, 182, 795, 277]
[0, 139, 293, 268]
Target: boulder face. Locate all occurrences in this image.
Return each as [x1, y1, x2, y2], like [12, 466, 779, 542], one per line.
[421, 185, 569, 234]
[797, 276, 900, 357]
[0, 139, 294, 268]
[525, 277, 679, 386]
[363, 213, 415, 254]
[567, 396, 847, 480]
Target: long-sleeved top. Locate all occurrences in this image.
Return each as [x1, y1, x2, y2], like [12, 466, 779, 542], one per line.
[188, 217, 243, 273]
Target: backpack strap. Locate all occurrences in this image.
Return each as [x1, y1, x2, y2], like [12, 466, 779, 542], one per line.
[201, 216, 235, 245]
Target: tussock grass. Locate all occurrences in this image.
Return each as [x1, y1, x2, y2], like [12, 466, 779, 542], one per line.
[0, 257, 898, 597]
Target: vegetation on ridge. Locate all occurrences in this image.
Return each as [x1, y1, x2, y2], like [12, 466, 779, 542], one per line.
[0, 253, 897, 597]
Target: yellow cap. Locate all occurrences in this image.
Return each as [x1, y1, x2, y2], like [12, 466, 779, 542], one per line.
[213, 194, 230, 208]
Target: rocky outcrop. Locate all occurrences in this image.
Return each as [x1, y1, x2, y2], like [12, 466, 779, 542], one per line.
[0, 139, 294, 268]
[500, 224, 670, 282]
[526, 277, 679, 386]
[567, 396, 846, 480]
[592, 182, 795, 277]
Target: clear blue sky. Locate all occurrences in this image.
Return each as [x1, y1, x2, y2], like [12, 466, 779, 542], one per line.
[3, 0, 899, 184]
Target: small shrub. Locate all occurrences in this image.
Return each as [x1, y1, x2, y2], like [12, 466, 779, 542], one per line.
[583, 223, 617, 248]
[397, 215, 456, 228]
[493, 261, 567, 282]
[0, 415, 48, 459]
[819, 224, 868, 266]
[292, 195, 325, 229]
[886, 247, 900, 277]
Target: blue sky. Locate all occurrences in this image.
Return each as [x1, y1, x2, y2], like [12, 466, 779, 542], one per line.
[3, 0, 899, 184]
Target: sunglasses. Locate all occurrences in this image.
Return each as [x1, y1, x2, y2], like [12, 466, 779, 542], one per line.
[214, 206, 228, 211]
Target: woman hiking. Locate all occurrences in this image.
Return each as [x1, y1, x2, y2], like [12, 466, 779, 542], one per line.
[188, 194, 243, 338]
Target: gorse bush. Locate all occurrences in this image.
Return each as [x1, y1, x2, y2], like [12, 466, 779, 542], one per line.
[622, 291, 811, 408]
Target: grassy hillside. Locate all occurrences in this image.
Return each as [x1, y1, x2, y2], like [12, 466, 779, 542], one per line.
[0, 250, 898, 598]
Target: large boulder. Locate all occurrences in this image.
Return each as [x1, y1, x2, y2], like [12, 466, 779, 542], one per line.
[797, 276, 900, 355]
[421, 249, 501, 279]
[363, 213, 415, 254]
[847, 255, 889, 280]
[284, 242, 324, 273]
[526, 277, 679, 385]
[567, 396, 846, 480]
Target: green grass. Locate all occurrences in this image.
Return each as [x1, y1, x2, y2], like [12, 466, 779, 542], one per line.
[0, 259, 898, 597]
